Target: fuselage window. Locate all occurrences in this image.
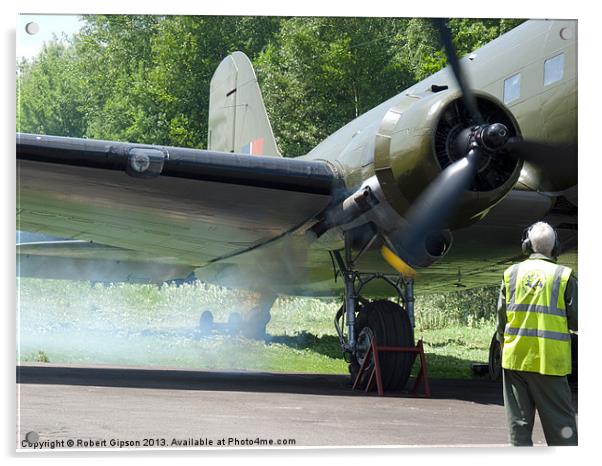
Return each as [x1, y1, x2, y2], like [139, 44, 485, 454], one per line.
[503, 73, 521, 104]
[544, 53, 565, 86]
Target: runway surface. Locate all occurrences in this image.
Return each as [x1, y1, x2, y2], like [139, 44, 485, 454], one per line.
[16, 363, 577, 449]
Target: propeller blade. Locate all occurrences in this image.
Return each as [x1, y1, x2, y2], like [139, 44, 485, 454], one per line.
[506, 138, 577, 191]
[399, 149, 480, 256]
[506, 138, 577, 171]
[432, 18, 483, 125]
[381, 244, 417, 278]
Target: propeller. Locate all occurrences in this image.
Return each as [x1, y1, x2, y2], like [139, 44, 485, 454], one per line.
[399, 147, 479, 256]
[432, 18, 483, 126]
[382, 18, 570, 275]
[433, 19, 576, 191]
[505, 138, 577, 191]
[382, 19, 505, 274]
[382, 19, 577, 275]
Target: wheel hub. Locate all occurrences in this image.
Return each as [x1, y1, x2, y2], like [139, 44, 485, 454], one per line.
[356, 326, 375, 366]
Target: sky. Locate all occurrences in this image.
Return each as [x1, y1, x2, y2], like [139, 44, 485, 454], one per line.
[16, 14, 83, 60]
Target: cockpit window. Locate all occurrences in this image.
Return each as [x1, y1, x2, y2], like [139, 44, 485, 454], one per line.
[503, 73, 521, 104]
[544, 53, 565, 86]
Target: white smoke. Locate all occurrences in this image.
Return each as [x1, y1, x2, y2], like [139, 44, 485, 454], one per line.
[16, 277, 341, 371]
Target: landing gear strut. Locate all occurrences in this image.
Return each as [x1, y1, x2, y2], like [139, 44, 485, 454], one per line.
[332, 235, 416, 391]
[242, 294, 277, 339]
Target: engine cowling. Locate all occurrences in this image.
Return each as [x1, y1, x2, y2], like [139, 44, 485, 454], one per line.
[374, 90, 522, 229]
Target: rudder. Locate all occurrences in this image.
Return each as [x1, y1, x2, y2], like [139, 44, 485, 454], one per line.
[208, 51, 280, 156]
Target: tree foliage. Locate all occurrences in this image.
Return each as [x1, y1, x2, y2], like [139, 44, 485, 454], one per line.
[17, 40, 88, 136]
[17, 16, 525, 155]
[256, 17, 412, 155]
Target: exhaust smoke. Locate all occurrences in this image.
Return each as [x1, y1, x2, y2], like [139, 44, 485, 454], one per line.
[16, 276, 343, 373]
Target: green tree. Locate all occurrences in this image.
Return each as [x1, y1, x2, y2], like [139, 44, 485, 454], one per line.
[74, 15, 281, 147]
[74, 15, 164, 143]
[17, 15, 526, 154]
[17, 38, 88, 136]
[391, 18, 526, 82]
[143, 15, 281, 147]
[256, 17, 411, 156]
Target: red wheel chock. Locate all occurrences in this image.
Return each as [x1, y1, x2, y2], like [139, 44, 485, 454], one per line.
[352, 338, 431, 397]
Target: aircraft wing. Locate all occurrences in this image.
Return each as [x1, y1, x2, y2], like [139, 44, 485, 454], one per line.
[17, 133, 339, 284]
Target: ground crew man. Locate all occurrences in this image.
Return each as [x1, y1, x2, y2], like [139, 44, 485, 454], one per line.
[497, 221, 577, 446]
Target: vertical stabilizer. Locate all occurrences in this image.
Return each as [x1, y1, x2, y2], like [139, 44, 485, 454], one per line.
[208, 51, 281, 156]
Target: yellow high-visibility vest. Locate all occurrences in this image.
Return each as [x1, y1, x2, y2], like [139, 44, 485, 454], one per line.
[502, 258, 572, 375]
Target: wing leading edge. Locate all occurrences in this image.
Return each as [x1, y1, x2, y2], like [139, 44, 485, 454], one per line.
[17, 133, 336, 194]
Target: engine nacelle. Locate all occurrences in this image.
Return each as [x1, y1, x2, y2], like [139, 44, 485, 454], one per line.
[374, 90, 522, 229]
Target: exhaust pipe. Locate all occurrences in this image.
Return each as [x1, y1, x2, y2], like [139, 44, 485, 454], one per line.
[309, 177, 382, 238]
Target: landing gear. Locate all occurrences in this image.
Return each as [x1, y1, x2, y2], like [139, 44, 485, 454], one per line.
[197, 295, 276, 339]
[332, 235, 416, 391]
[199, 310, 239, 335]
[351, 300, 414, 391]
[241, 295, 277, 339]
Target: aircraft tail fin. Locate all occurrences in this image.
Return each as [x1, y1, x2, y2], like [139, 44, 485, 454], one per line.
[208, 51, 281, 156]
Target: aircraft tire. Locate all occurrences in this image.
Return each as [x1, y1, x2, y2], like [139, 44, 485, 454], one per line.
[488, 332, 502, 381]
[349, 299, 414, 391]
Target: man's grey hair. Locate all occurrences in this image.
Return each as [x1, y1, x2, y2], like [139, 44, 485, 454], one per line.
[528, 222, 557, 256]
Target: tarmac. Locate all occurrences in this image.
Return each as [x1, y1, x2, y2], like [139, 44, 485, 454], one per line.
[16, 363, 578, 450]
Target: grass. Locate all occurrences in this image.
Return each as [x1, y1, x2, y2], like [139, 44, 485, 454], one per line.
[417, 326, 493, 378]
[17, 278, 498, 379]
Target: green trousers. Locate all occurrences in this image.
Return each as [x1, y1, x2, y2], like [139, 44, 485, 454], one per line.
[503, 369, 578, 446]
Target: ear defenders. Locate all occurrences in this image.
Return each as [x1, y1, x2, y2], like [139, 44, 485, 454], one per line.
[521, 223, 561, 258]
